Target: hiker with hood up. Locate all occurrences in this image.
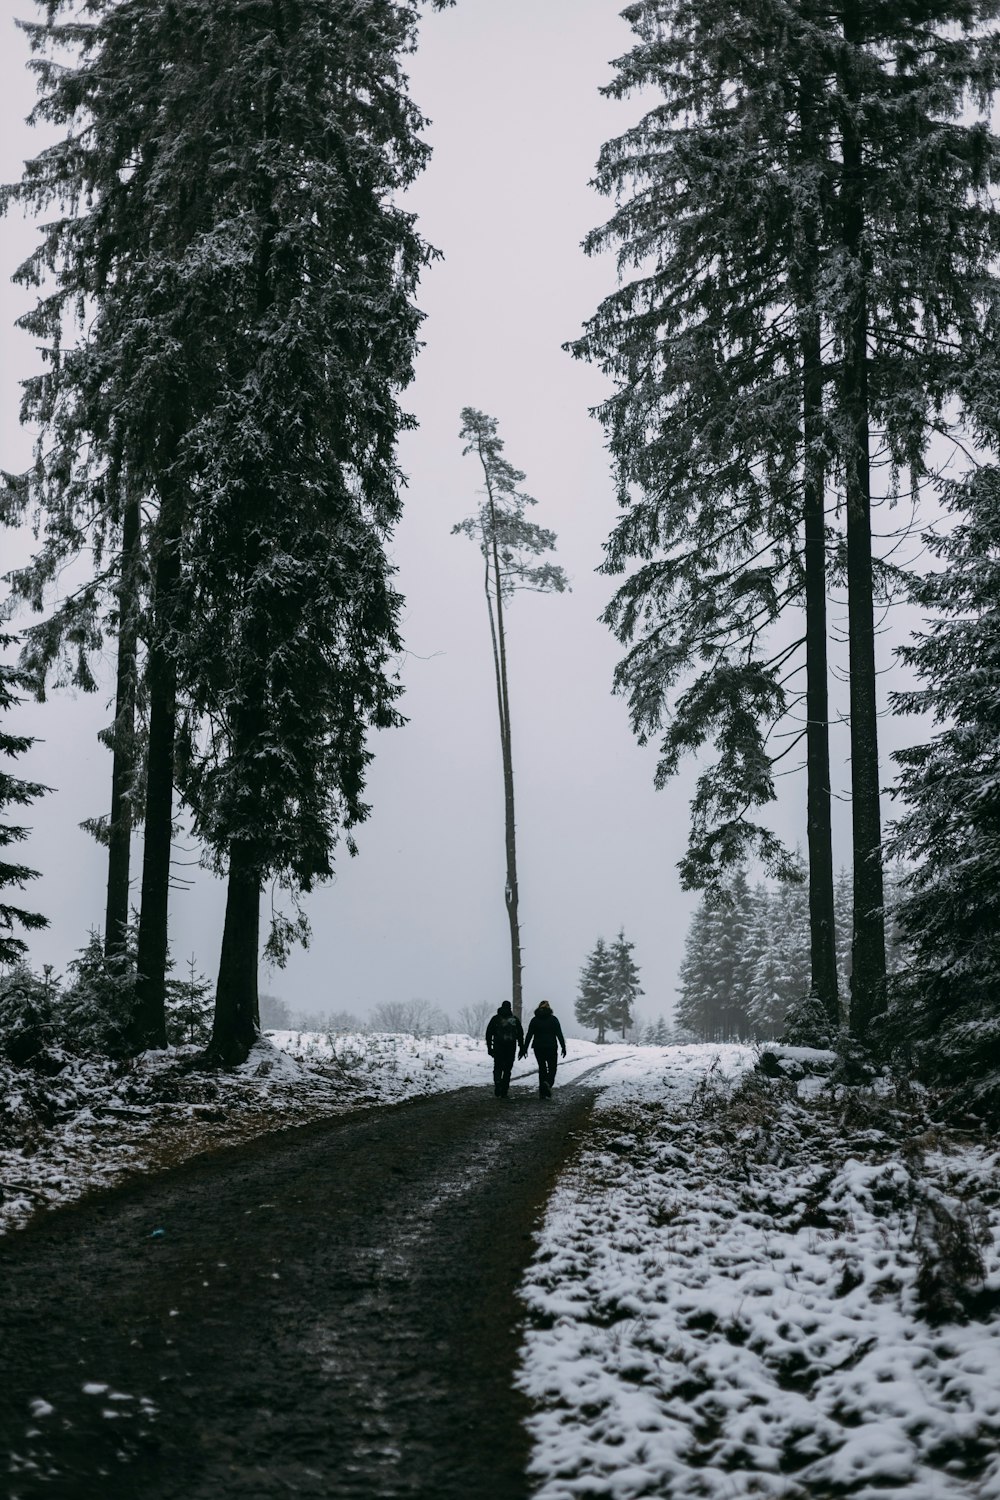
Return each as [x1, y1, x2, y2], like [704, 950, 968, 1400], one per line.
[521, 1000, 566, 1098]
[485, 1000, 524, 1098]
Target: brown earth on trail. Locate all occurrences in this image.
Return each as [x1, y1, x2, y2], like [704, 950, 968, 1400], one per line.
[0, 1077, 598, 1500]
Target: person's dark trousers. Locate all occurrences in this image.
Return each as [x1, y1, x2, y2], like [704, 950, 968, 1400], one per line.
[534, 1046, 558, 1096]
[493, 1042, 517, 1097]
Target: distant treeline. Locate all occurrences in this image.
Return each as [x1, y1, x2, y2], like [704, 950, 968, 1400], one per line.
[676, 862, 908, 1043]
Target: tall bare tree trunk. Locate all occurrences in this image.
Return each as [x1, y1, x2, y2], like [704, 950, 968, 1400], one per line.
[798, 74, 840, 1030]
[487, 507, 523, 1021]
[840, 7, 887, 1036]
[105, 490, 140, 961]
[131, 480, 182, 1051]
[802, 321, 839, 1028]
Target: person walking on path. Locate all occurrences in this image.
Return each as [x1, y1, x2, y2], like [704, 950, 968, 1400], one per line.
[485, 1000, 524, 1098]
[521, 1000, 566, 1098]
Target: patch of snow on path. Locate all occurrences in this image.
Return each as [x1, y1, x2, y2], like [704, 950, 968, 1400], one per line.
[517, 1046, 1000, 1500]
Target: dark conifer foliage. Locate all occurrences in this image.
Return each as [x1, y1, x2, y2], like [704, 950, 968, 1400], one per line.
[575, 930, 643, 1041]
[576, 936, 615, 1043]
[574, 0, 1000, 1038]
[6, 0, 451, 1061]
[573, 0, 814, 893]
[677, 860, 910, 1042]
[608, 927, 643, 1038]
[888, 471, 1000, 1104]
[0, 640, 48, 965]
[677, 872, 809, 1043]
[162, 0, 449, 1065]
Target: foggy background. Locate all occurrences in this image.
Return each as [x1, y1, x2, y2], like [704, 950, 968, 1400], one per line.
[0, 0, 915, 1029]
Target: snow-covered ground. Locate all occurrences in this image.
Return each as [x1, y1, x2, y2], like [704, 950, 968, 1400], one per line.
[7, 1029, 1000, 1500]
[0, 1028, 630, 1235]
[517, 1046, 1000, 1500]
[270, 1027, 635, 1098]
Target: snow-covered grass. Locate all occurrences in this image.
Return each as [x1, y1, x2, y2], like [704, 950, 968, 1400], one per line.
[12, 1026, 999, 1500]
[0, 1027, 628, 1235]
[518, 1046, 1000, 1500]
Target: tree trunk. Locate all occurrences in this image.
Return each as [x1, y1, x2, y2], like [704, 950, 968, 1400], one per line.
[489, 521, 523, 1022]
[208, 839, 261, 1067]
[131, 484, 182, 1051]
[802, 353, 840, 1027]
[840, 7, 887, 1036]
[797, 72, 840, 1030]
[105, 491, 140, 961]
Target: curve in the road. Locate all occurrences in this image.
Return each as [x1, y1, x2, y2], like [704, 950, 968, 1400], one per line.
[0, 1075, 598, 1500]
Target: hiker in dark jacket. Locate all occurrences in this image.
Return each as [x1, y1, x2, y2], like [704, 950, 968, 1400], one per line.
[521, 1000, 567, 1098]
[485, 1000, 524, 1098]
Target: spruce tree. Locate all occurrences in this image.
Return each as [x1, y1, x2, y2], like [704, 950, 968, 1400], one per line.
[454, 409, 568, 1020]
[575, 936, 615, 1043]
[887, 469, 1000, 1095]
[0, 639, 48, 965]
[608, 927, 643, 1039]
[711, 871, 757, 1041]
[676, 900, 714, 1040]
[165, 0, 448, 1065]
[746, 884, 785, 1039]
[7, 0, 451, 1062]
[571, 0, 840, 1018]
[803, 0, 1000, 1033]
[6, 0, 212, 1034]
[574, 0, 1000, 1042]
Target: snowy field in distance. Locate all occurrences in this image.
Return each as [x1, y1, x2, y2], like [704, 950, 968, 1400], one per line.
[517, 1045, 1000, 1500]
[271, 1028, 638, 1098]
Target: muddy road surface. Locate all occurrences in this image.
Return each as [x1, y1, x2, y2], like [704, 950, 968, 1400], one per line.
[0, 1075, 600, 1500]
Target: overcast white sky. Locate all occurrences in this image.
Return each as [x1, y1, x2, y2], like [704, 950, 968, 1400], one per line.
[1, 0, 915, 1027]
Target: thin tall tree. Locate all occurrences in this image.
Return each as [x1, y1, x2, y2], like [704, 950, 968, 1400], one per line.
[454, 408, 568, 1019]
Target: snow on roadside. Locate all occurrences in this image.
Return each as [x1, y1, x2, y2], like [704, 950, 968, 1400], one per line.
[517, 1047, 1000, 1500]
[0, 1029, 624, 1236]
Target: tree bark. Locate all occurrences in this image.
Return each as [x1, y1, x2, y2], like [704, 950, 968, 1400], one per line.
[131, 483, 182, 1051]
[208, 838, 261, 1067]
[802, 324, 839, 1028]
[840, 6, 887, 1035]
[105, 490, 140, 961]
[488, 506, 523, 1022]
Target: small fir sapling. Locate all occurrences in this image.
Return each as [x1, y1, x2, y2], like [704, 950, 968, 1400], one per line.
[165, 956, 213, 1047]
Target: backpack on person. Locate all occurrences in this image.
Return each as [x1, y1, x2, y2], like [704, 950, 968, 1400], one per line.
[494, 1013, 519, 1048]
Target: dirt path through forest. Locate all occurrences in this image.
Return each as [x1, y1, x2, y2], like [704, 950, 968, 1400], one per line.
[0, 1071, 603, 1500]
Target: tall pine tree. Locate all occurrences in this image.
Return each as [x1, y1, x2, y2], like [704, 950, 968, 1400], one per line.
[7, 0, 452, 1060]
[454, 409, 568, 1020]
[166, 0, 449, 1064]
[574, 0, 1000, 1040]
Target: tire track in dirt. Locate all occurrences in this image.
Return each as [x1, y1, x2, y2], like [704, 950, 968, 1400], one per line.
[0, 1076, 598, 1499]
